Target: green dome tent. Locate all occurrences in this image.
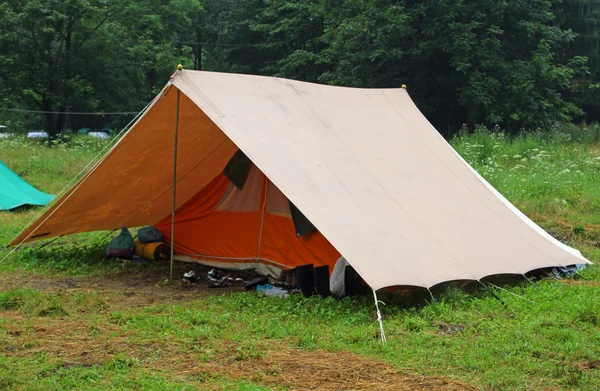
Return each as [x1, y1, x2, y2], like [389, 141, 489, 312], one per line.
[0, 161, 54, 210]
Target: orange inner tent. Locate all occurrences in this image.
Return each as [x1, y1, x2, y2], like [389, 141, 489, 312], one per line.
[155, 163, 340, 272]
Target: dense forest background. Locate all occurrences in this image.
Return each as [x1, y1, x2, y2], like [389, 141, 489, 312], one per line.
[1, 0, 600, 138]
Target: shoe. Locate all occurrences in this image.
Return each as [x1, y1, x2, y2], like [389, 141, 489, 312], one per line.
[183, 270, 200, 283]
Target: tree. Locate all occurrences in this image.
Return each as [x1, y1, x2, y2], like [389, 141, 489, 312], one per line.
[0, 0, 202, 137]
[555, 0, 600, 121]
[249, 0, 584, 135]
[403, 0, 582, 133]
[0, 0, 594, 139]
[0, 0, 128, 137]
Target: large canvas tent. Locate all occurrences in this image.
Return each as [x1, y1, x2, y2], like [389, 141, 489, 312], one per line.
[0, 161, 53, 211]
[10, 70, 590, 290]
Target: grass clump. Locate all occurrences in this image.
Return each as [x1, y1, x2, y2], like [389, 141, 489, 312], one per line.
[0, 289, 68, 317]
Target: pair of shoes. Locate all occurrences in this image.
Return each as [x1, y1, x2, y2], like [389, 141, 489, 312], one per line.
[183, 270, 200, 283]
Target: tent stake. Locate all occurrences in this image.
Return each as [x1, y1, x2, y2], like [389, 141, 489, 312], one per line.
[169, 88, 181, 284]
[478, 280, 506, 306]
[372, 289, 387, 343]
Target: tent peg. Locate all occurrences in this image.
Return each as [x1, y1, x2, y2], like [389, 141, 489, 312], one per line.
[372, 289, 387, 344]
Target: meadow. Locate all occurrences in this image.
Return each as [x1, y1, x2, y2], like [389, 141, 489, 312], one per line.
[0, 127, 599, 390]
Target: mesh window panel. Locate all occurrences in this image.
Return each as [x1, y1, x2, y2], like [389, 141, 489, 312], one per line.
[217, 165, 263, 212]
[267, 181, 292, 218]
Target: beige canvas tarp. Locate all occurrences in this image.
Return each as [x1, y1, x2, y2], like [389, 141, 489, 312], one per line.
[11, 70, 590, 289]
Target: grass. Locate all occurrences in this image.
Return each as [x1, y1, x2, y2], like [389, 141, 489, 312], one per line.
[0, 127, 599, 390]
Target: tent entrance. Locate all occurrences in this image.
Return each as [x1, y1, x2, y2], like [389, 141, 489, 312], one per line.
[155, 158, 341, 276]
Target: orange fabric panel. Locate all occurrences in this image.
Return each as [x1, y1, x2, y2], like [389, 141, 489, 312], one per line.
[156, 173, 263, 259]
[155, 170, 340, 271]
[12, 88, 237, 245]
[259, 212, 340, 270]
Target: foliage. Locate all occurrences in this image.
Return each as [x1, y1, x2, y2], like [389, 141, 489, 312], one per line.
[555, 0, 600, 120]
[248, 0, 587, 134]
[0, 0, 201, 138]
[2, 1, 600, 137]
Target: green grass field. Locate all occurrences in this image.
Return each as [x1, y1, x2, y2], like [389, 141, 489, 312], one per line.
[0, 130, 599, 390]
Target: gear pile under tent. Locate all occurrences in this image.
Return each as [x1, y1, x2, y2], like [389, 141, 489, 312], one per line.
[0, 161, 54, 211]
[10, 70, 590, 292]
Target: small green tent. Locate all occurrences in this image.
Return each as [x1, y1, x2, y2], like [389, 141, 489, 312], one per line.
[0, 161, 54, 210]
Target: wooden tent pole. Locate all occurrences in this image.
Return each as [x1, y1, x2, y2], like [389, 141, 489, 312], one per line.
[170, 88, 181, 284]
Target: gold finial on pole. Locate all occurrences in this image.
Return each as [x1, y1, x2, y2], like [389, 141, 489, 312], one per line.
[177, 64, 183, 71]
[401, 84, 407, 89]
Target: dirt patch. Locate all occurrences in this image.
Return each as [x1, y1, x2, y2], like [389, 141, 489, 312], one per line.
[438, 322, 465, 335]
[1, 314, 478, 390]
[2, 314, 137, 363]
[580, 361, 600, 370]
[216, 348, 477, 391]
[559, 279, 600, 287]
[0, 266, 481, 390]
[0, 263, 245, 310]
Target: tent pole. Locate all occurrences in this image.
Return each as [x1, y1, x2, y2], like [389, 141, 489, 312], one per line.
[170, 89, 181, 284]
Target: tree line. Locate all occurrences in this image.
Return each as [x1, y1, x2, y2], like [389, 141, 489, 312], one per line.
[1, 0, 599, 138]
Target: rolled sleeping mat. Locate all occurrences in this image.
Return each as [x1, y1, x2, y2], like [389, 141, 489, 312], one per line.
[133, 240, 170, 261]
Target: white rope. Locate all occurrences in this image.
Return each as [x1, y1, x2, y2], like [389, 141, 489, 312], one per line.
[487, 282, 533, 303]
[0, 86, 165, 264]
[372, 289, 387, 343]
[427, 288, 437, 303]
